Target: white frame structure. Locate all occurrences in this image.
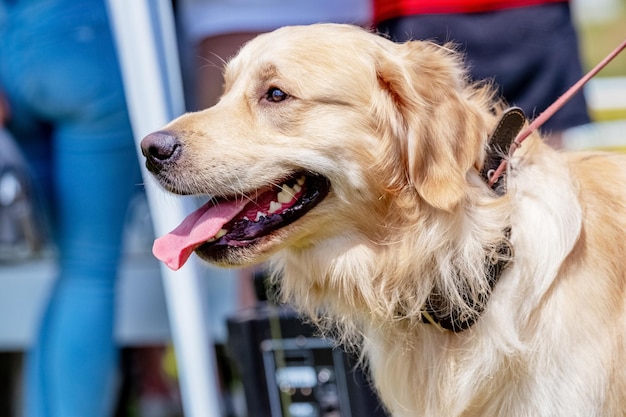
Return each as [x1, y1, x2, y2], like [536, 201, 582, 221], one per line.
[106, 1, 222, 416]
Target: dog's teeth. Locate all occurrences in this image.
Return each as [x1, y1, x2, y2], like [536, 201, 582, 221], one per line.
[277, 191, 291, 204]
[255, 211, 266, 221]
[269, 201, 282, 214]
[277, 185, 294, 204]
[293, 184, 302, 193]
[207, 228, 228, 242]
[297, 176, 305, 186]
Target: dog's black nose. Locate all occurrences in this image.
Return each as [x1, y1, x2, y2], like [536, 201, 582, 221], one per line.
[141, 131, 181, 173]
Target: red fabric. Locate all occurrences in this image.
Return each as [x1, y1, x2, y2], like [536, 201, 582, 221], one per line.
[374, 0, 568, 24]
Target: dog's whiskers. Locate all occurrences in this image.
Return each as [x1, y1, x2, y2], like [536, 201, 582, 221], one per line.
[197, 53, 227, 71]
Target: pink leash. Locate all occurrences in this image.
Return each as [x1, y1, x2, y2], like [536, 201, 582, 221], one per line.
[488, 39, 626, 188]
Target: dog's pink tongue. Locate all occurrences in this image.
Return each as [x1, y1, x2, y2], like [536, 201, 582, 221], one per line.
[152, 199, 247, 270]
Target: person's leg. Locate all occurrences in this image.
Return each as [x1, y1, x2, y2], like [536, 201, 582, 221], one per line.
[21, 14, 140, 416]
[24, 131, 139, 417]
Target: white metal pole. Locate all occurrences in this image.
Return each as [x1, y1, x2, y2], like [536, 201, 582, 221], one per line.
[106, 1, 222, 416]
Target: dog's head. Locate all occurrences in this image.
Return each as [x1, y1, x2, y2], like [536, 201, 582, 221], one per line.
[141, 24, 499, 270]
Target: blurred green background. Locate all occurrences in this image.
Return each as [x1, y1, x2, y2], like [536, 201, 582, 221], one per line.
[575, 0, 626, 122]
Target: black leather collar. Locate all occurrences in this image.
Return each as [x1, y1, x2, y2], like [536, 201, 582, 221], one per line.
[480, 107, 526, 195]
[420, 230, 512, 332]
[419, 108, 523, 332]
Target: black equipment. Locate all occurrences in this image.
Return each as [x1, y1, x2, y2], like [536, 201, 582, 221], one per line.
[227, 301, 389, 417]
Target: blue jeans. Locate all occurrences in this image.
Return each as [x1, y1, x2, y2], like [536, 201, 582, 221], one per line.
[0, 1, 140, 415]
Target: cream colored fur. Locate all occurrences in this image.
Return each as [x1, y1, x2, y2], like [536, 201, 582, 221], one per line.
[151, 24, 626, 417]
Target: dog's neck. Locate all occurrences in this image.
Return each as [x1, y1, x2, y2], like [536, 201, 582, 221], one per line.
[273, 109, 522, 337]
[418, 228, 512, 332]
[419, 108, 523, 332]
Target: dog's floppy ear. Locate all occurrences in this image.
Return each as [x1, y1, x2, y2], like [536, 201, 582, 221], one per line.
[375, 40, 487, 212]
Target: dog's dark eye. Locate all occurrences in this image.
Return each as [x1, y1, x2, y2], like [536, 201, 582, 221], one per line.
[266, 87, 288, 103]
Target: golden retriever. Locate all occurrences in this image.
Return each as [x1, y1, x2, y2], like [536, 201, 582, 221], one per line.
[141, 24, 626, 417]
